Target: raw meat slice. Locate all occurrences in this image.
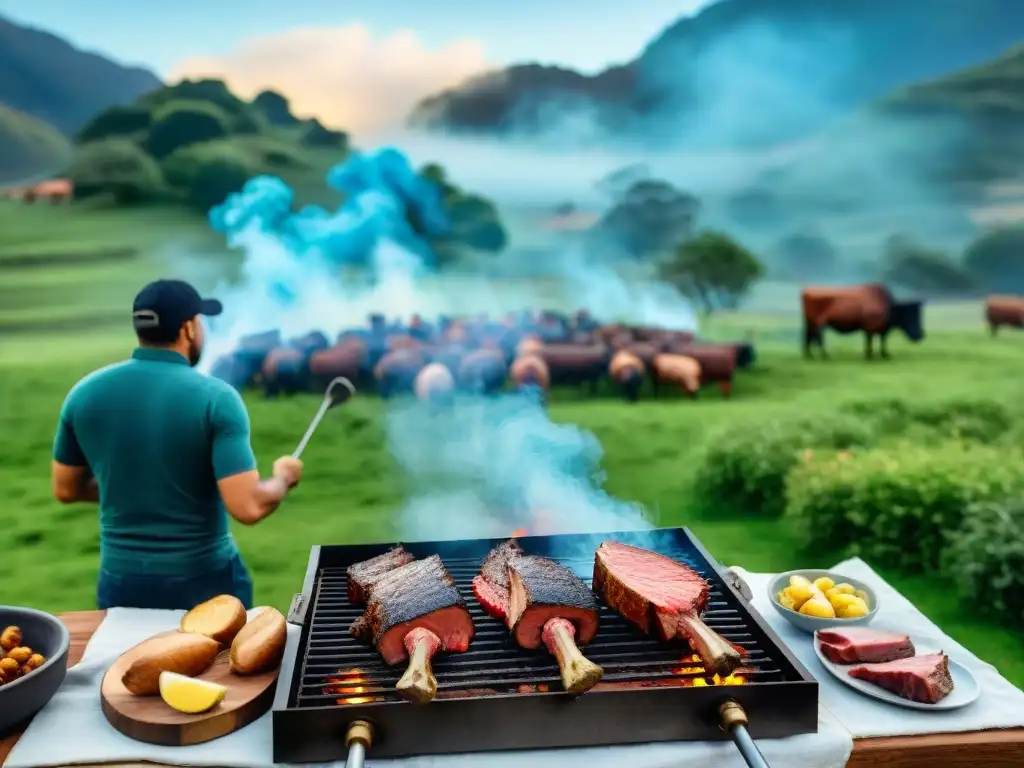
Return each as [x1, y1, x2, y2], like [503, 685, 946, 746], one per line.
[848, 652, 955, 704]
[817, 627, 915, 664]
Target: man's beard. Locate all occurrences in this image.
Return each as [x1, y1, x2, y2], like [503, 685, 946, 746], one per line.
[188, 340, 202, 367]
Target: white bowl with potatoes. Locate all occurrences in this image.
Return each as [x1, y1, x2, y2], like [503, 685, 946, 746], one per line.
[767, 569, 879, 633]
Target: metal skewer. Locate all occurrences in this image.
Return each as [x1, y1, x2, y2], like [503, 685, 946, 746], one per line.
[345, 720, 373, 768]
[292, 376, 356, 459]
[720, 700, 772, 768]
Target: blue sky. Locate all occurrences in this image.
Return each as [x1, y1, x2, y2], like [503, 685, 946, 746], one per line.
[3, 0, 712, 75]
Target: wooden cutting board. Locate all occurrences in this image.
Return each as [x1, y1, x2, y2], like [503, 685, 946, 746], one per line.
[100, 631, 279, 746]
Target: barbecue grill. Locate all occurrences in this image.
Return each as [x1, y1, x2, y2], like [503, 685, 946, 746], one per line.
[272, 527, 818, 763]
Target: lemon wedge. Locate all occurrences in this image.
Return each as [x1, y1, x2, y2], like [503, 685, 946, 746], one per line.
[158, 671, 227, 714]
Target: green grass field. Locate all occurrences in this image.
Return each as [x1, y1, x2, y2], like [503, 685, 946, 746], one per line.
[1, 202, 1022, 688]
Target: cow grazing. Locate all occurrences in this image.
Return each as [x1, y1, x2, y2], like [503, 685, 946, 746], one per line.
[985, 295, 1024, 335]
[509, 354, 550, 402]
[309, 340, 367, 390]
[374, 348, 427, 398]
[210, 352, 259, 391]
[261, 347, 308, 397]
[537, 344, 610, 395]
[457, 348, 508, 395]
[801, 284, 924, 359]
[414, 363, 456, 405]
[608, 350, 645, 402]
[516, 335, 544, 356]
[651, 354, 701, 398]
[665, 344, 737, 398]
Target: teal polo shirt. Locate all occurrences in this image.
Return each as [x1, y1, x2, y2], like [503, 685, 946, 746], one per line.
[52, 347, 258, 576]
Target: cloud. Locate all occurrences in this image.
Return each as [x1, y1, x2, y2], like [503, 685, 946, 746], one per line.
[168, 25, 490, 138]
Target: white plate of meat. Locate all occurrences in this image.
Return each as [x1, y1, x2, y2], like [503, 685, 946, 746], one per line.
[812, 626, 981, 711]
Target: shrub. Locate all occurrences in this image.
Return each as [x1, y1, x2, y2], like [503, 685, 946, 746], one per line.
[161, 143, 255, 212]
[76, 105, 153, 144]
[253, 89, 299, 126]
[144, 100, 231, 159]
[943, 499, 1024, 626]
[299, 119, 348, 149]
[840, 396, 1011, 443]
[69, 139, 165, 204]
[693, 412, 875, 517]
[785, 441, 1024, 572]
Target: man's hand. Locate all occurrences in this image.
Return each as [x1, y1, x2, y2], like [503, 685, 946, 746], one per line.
[272, 456, 304, 489]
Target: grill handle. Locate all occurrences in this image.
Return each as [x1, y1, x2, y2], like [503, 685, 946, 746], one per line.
[344, 720, 373, 768]
[719, 700, 771, 768]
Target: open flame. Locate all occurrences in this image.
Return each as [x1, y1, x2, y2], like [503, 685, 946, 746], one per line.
[324, 668, 384, 705]
[510, 527, 528, 538]
[672, 654, 747, 686]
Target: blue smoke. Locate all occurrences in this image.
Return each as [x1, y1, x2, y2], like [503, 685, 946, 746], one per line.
[208, 147, 451, 304]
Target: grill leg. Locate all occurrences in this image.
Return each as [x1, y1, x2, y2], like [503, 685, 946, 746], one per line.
[720, 700, 772, 768]
[345, 720, 373, 768]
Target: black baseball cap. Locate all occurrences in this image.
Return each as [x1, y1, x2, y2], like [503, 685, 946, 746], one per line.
[132, 279, 222, 342]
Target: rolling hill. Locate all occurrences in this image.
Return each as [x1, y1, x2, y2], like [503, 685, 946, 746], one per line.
[0, 105, 71, 185]
[409, 0, 1024, 147]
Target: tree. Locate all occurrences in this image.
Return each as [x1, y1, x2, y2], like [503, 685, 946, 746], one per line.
[598, 178, 700, 259]
[659, 231, 765, 313]
[299, 119, 349, 149]
[161, 142, 255, 212]
[963, 227, 1024, 293]
[144, 100, 231, 159]
[76, 105, 152, 144]
[253, 90, 299, 126]
[773, 230, 839, 279]
[69, 139, 165, 205]
[882, 235, 975, 296]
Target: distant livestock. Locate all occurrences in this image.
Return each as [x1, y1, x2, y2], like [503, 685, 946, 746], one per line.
[414, 362, 455, 404]
[985, 295, 1024, 335]
[261, 347, 307, 397]
[801, 283, 924, 359]
[608, 350, 645, 402]
[651, 354, 701, 398]
[457, 348, 507, 394]
[509, 354, 550, 400]
[666, 344, 738, 398]
[538, 344, 610, 395]
[374, 348, 427, 398]
[309, 340, 366, 390]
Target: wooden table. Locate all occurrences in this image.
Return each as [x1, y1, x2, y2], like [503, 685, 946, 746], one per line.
[2, 610, 1023, 767]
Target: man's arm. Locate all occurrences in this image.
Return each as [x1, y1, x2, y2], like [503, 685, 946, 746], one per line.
[51, 398, 98, 504]
[211, 387, 301, 525]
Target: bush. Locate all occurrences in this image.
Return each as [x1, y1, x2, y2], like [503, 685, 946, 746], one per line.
[299, 119, 348, 149]
[785, 441, 1024, 572]
[253, 90, 299, 126]
[693, 412, 875, 518]
[144, 100, 231, 159]
[161, 143, 254, 212]
[69, 139, 165, 204]
[840, 396, 1011, 444]
[76, 105, 153, 144]
[943, 499, 1024, 626]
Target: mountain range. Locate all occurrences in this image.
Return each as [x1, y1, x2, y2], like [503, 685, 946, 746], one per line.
[410, 0, 1024, 147]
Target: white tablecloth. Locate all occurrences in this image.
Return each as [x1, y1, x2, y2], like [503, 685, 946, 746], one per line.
[15, 555, 1022, 767]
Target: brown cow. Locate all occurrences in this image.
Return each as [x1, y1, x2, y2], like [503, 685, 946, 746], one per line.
[309, 341, 366, 389]
[608, 350, 645, 402]
[801, 283, 925, 359]
[537, 344, 610, 395]
[414, 362, 455, 403]
[261, 347, 306, 397]
[509, 354, 550, 400]
[516, 335, 544, 356]
[985, 295, 1024, 335]
[662, 344, 737, 398]
[651, 354, 701, 398]
[374, 348, 426, 398]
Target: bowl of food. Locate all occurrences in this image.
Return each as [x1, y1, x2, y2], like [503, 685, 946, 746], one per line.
[767, 570, 878, 633]
[0, 607, 70, 735]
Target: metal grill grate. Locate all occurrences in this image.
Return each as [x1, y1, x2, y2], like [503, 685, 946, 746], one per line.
[272, 528, 819, 763]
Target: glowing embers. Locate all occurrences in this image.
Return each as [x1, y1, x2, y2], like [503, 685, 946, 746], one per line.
[324, 668, 384, 705]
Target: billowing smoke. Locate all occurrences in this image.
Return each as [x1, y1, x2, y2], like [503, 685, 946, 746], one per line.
[388, 394, 649, 542]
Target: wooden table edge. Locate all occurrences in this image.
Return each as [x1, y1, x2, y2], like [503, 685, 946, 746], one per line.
[2, 610, 1022, 767]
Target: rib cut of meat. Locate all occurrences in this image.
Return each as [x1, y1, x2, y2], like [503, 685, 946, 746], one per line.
[817, 627, 915, 665]
[471, 539, 523, 621]
[507, 555, 600, 649]
[848, 653, 954, 704]
[593, 540, 742, 676]
[346, 545, 415, 603]
[472, 540, 603, 694]
[350, 555, 448, 641]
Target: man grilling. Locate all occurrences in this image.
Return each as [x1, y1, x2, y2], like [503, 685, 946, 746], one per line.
[50, 279, 303, 610]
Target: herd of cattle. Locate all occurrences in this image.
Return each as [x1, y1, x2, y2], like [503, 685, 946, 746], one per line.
[210, 310, 755, 402]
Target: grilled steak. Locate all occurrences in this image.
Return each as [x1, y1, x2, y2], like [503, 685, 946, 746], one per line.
[472, 539, 524, 620]
[472, 540, 603, 694]
[347, 545, 415, 603]
[818, 627, 915, 665]
[848, 653, 954, 704]
[507, 555, 600, 649]
[593, 540, 742, 676]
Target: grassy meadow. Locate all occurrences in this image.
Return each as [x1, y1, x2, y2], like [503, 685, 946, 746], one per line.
[1, 200, 1022, 688]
